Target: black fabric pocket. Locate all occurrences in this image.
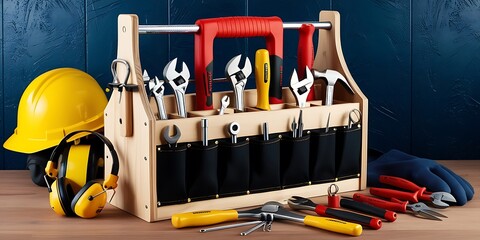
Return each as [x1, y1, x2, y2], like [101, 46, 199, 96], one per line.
[249, 137, 281, 193]
[309, 129, 336, 183]
[186, 142, 218, 200]
[336, 125, 362, 180]
[218, 140, 249, 197]
[156, 144, 187, 205]
[280, 134, 310, 188]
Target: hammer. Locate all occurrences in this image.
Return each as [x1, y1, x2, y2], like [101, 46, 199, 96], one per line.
[313, 69, 354, 105]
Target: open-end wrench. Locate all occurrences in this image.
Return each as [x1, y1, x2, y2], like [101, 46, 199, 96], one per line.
[219, 95, 230, 115]
[149, 76, 168, 120]
[312, 69, 354, 106]
[162, 125, 181, 148]
[163, 58, 190, 118]
[228, 122, 240, 144]
[225, 54, 252, 112]
[289, 66, 314, 108]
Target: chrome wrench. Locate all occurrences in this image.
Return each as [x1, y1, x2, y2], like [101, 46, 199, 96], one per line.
[225, 54, 252, 112]
[163, 58, 190, 118]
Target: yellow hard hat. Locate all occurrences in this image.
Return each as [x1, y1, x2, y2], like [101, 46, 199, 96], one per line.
[3, 68, 107, 154]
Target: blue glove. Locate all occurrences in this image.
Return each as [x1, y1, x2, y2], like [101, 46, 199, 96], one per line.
[367, 149, 474, 206]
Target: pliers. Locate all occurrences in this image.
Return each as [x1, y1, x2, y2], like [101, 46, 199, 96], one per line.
[353, 193, 447, 221]
[370, 175, 457, 208]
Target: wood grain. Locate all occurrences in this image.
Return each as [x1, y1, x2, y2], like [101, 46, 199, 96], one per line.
[0, 160, 478, 239]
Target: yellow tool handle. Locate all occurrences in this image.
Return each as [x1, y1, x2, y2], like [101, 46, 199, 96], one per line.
[255, 49, 271, 110]
[171, 210, 239, 228]
[304, 215, 363, 236]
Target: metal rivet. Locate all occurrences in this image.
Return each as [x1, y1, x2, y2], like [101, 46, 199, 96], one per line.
[157, 202, 161, 207]
[144, 156, 147, 161]
[145, 205, 148, 209]
[122, 26, 127, 32]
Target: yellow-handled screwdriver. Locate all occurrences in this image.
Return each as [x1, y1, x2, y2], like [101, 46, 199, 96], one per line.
[171, 202, 362, 236]
[255, 49, 271, 110]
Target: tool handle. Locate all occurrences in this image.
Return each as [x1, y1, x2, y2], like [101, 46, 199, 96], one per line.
[255, 49, 271, 110]
[370, 187, 419, 203]
[379, 175, 426, 196]
[303, 215, 363, 236]
[353, 193, 407, 213]
[314, 205, 382, 230]
[194, 16, 284, 110]
[297, 24, 316, 101]
[340, 198, 397, 222]
[171, 210, 239, 228]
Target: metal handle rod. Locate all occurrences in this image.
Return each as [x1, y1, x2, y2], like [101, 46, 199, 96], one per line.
[139, 22, 332, 34]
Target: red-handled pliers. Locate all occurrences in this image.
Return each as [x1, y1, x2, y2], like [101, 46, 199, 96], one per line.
[370, 175, 457, 208]
[353, 193, 447, 221]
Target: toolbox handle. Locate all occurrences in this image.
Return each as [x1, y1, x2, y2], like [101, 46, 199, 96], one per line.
[194, 16, 284, 110]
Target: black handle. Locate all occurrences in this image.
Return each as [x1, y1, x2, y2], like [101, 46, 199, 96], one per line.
[340, 198, 397, 222]
[322, 207, 382, 230]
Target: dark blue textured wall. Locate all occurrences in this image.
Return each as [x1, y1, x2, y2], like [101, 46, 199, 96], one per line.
[1, 0, 480, 169]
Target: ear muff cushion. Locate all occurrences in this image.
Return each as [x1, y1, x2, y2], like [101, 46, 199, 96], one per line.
[51, 177, 76, 216]
[71, 181, 107, 219]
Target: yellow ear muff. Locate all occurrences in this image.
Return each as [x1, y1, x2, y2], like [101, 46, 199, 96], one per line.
[49, 177, 75, 216]
[70, 181, 107, 219]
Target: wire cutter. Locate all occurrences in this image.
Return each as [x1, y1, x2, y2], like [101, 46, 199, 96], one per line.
[353, 193, 447, 221]
[370, 175, 457, 208]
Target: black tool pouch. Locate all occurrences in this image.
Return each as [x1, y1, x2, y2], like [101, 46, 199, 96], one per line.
[280, 134, 310, 188]
[186, 142, 218, 200]
[336, 124, 362, 180]
[217, 139, 249, 197]
[249, 136, 281, 193]
[156, 144, 187, 205]
[309, 129, 337, 183]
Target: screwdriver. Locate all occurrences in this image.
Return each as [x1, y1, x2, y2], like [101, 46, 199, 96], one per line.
[255, 49, 271, 110]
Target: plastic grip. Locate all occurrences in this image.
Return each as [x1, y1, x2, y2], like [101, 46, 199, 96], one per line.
[297, 24, 316, 101]
[379, 175, 426, 195]
[370, 187, 419, 203]
[340, 198, 397, 222]
[303, 215, 363, 236]
[171, 210, 238, 228]
[353, 193, 407, 213]
[194, 16, 284, 110]
[315, 205, 382, 230]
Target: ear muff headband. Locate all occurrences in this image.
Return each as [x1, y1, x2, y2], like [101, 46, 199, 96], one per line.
[48, 130, 119, 180]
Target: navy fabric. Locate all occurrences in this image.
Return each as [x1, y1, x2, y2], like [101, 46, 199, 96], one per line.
[367, 149, 474, 206]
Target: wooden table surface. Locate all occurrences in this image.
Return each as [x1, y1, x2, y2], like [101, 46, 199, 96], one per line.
[0, 160, 478, 239]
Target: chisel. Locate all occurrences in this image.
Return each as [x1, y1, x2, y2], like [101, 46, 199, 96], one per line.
[255, 49, 271, 110]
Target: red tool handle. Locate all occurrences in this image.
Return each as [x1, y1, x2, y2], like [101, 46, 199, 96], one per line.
[353, 193, 407, 213]
[194, 16, 284, 110]
[379, 175, 426, 195]
[297, 24, 315, 101]
[370, 187, 419, 203]
[340, 198, 397, 222]
[315, 205, 382, 230]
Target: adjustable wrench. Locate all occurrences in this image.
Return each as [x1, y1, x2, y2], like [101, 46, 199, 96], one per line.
[149, 76, 168, 120]
[289, 66, 314, 108]
[225, 54, 252, 112]
[163, 58, 190, 118]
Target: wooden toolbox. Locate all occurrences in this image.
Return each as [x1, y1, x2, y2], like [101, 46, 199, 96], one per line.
[104, 10, 368, 222]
